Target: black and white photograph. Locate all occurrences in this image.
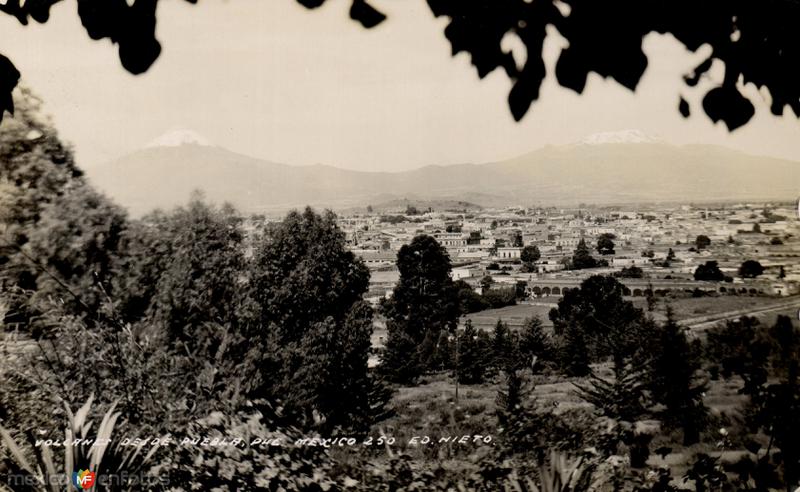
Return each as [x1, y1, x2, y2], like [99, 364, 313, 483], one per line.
[1, 1, 800, 490]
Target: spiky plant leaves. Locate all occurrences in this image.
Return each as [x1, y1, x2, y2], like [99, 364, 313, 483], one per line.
[574, 360, 648, 423]
[0, 424, 34, 473]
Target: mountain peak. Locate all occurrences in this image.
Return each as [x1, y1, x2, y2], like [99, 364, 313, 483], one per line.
[145, 129, 212, 148]
[580, 129, 662, 145]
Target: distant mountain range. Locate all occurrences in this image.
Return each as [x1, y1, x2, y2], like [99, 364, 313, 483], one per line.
[87, 130, 800, 216]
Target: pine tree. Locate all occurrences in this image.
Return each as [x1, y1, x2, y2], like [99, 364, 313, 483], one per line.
[496, 364, 523, 428]
[650, 306, 708, 444]
[458, 320, 488, 384]
[381, 323, 423, 384]
[366, 373, 396, 425]
[666, 248, 676, 262]
[560, 324, 591, 377]
[496, 330, 530, 443]
[575, 358, 648, 422]
[492, 319, 511, 371]
[430, 329, 453, 371]
[571, 238, 598, 269]
[416, 328, 439, 371]
[519, 316, 551, 370]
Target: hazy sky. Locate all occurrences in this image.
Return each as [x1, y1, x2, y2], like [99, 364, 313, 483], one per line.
[2, 0, 798, 171]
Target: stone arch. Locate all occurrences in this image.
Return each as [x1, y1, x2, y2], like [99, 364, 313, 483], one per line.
[719, 286, 727, 293]
[739, 288, 748, 294]
[749, 288, 757, 295]
[552, 286, 561, 295]
[622, 286, 631, 296]
[532, 286, 542, 296]
[542, 287, 551, 296]
[633, 288, 643, 297]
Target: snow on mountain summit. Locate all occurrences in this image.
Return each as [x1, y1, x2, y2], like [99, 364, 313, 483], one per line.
[580, 130, 662, 145]
[145, 129, 212, 148]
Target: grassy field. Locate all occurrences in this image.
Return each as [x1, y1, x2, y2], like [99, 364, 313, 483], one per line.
[463, 295, 799, 332]
[461, 302, 559, 331]
[634, 295, 798, 319]
[364, 367, 757, 480]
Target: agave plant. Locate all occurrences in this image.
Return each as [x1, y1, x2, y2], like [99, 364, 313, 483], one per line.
[504, 451, 593, 492]
[0, 394, 160, 491]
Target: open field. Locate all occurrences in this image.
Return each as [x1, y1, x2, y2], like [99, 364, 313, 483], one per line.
[462, 295, 800, 333]
[635, 295, 800, 321]
[369, 367, 757, 479]
[461, 302, 559, 330]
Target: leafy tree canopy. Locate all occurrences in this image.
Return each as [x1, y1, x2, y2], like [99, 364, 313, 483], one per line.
[521, 245, 541, 265]
[596, 233, 615, 255]
[695, 234, 711, 250]
[1, 89, 127, 332]
[550, 275, 645, 365]
[124, 196, 245, 345]
[381, 234, 459, 342]
[694, 260, 725, 281]
[250, 207, 370, 343]
[380, 234, 460, 382]
[615, 265, 644, 279]
[738, 259, 764, 278]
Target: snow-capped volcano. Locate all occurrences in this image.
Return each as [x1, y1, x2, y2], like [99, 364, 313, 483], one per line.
[580, 129, 662, 145]
[145, 129, 212, 148]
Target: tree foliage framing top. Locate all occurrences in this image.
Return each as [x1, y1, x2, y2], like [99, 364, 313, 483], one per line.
[1, 0, 798, 131]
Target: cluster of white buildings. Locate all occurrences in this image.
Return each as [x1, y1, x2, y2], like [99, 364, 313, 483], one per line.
[332, 202, 800, 300]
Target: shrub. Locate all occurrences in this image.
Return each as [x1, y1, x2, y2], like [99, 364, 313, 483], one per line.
[158, 404, 339, 491]
[614, 266, 644, 279]
[694, 261, 724, 281]
[1, 395, 160, 491]
[483, 287, 517, 309]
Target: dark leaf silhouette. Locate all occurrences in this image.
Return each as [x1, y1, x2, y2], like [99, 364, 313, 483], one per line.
[0, 54, 20, 119]
[428, 0, 800, 127]
[702, 85, 755, 131]
[297, 0, 326, 8]
[77, 0, 162, 75]
[0, 0, 59, 24]
[349, 0, 387, 29]
[1, 0, 798, 129]
[684, 58, 712, 87]
[679, 96, 690, 117]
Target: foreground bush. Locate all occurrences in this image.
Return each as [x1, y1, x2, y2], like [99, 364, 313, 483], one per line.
[1, 395, 159, 492]
[157, 404, 339, 491]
